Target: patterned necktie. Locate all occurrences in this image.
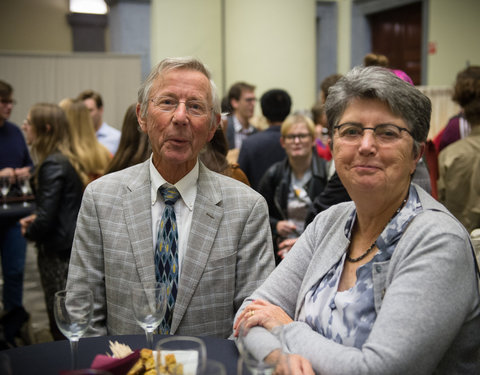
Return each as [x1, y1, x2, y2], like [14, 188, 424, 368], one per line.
[155, 186, 180, 334]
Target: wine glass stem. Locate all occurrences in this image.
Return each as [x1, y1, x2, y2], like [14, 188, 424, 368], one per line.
[69, 338, 79, 370]
[145, 329, 154, 349]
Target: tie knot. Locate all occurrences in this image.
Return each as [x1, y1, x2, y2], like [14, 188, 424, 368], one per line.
[159, 186, 180, 205]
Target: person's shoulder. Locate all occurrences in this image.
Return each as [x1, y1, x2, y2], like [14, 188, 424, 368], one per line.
[88, 161, 147, 191]
[200, 165, 259, 197]
[413, 185, 470, 237]
[102, 122, 121, 136]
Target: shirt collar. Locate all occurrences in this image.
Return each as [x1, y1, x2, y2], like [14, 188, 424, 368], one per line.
[233, 115, 255, 134]
[149, 155, 198, 211]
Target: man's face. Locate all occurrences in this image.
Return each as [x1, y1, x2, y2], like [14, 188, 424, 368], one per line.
[231, 89, 256, 120]
[0, 95, 14, 123]
[83, 98, 103, 131]
[137, 68, 218, 179]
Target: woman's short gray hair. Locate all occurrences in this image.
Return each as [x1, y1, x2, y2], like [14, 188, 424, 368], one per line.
[137, 56, 221, 129]
[325, 66, 431, 156]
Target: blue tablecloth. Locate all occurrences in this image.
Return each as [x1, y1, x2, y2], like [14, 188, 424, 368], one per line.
[4, 334, 239, 375]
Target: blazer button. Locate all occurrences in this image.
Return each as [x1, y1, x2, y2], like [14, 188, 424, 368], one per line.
[375, 265, 382, 273]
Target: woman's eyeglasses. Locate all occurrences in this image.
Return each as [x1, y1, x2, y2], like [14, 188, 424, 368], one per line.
[334, 123, 412, 143]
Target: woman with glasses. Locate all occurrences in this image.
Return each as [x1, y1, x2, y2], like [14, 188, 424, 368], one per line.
[257, 114, 328, 264]
[234, 66, 480, 374]
[19, 103, 86, 340]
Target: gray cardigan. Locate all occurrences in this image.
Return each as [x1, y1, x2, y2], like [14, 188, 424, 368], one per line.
[236, 185, 480, 374]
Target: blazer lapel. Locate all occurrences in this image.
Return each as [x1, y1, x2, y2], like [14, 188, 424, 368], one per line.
[123, 162, 156, 288]
[171, 164, 223, 332]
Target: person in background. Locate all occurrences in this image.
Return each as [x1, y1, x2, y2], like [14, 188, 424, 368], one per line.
[436, 66, 478, 152]
[311, 102, 331, 161]
[318, 74, 343, 104]
[363, 52, 389, 68]
[0, 80, 32, 347]
[238, 89, 292, 191]
[258, 114, 328, 264]
[438, 65, 480, 233]
[19, 103, 85, 340]
[66, 57, 274, 338]
[59, 98, 111, 182]
[106, 103, 151, 174]
[199, 126, 250, 186]
[225, 82, 257, 150]
[234, 66, 480, 374]
[77, 89, 121, 155]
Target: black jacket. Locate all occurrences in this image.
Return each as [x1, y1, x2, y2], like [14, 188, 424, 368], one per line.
[26, 152, 84, 256]
[258, 151, 328, 262]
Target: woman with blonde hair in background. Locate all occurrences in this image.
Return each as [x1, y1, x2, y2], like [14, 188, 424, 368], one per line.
[19, 103, 85, 340]
[59, 98, 111, 181]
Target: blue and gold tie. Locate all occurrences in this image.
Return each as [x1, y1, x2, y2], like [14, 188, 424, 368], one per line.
[155, 186, 180, 334]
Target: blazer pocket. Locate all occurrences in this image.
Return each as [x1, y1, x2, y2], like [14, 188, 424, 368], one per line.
[203, 251, 236, 273]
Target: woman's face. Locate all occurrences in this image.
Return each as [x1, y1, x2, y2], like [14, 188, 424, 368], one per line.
[332, 98, 421, 198]
[22, 114, 36, 145]
[281, 122, 315, 159]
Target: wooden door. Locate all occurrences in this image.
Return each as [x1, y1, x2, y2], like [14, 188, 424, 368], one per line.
[368, 2, 422, 85]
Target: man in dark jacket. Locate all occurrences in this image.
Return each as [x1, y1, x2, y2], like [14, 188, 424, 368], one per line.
[238, 89, 291, 190]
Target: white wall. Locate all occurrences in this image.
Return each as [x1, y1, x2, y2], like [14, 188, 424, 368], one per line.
[0, 52, 142, 130]
[150, 0, 317, 113]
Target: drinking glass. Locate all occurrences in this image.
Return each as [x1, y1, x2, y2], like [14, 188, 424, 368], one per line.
[18, 175, 31, 206]
[202, 359, 226, 375]
[54, 289, 94, 370]
[156, 336, 207, 375]
[236, 323, 287, 375]
[130, 282, 167, 349]
[0, 176, 11, 209]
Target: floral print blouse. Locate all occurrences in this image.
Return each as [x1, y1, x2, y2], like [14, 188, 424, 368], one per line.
[299, 185, 422, 348]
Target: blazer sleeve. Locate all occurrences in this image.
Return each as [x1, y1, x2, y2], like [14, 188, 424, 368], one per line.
[66, 182, 108, 336]
[233, 193, 276, 313]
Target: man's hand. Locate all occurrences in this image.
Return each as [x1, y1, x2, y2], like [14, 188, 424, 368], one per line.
[276, 221, 297, 238]
[19, 214, 36, 236]
[0, 167, 15, 184]
[277, 238, 298, 259]
[14, 167, 31, 179]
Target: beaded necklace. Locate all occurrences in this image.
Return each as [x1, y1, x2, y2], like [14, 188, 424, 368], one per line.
[346, 194, 408, 263]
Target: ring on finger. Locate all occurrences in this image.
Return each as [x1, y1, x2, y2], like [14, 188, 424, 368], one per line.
[250, 310, 255, 317]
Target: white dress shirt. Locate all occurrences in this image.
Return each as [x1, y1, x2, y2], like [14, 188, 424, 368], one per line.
[149, 156, 198, 275]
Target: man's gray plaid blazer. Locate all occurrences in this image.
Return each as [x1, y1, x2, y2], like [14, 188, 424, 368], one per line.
[66, 160, 275, 338]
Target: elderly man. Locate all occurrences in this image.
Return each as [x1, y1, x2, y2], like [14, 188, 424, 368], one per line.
[66, 57, 275, 338]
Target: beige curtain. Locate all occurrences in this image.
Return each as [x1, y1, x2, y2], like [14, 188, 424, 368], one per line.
[416, 86, 460, 139]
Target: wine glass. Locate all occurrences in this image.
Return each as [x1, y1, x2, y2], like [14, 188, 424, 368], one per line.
[156, 336, 207, 374]
[0, 176, 11, 209]
[18, 175, 31, 206]
[54, 289, 94, 370]
[130, 282, 167, 349]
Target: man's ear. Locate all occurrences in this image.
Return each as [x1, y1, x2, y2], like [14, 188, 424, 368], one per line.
[136, 104, 147, 133]
[230, 98, 239, 110]
[207, 114, 221, 141]
[45, 124, 51, 133]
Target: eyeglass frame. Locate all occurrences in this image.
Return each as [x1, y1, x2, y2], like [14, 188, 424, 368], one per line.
[150, 96, 213, 117]
[333, 122, 413, 143]
[283, 133, 313, 141]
